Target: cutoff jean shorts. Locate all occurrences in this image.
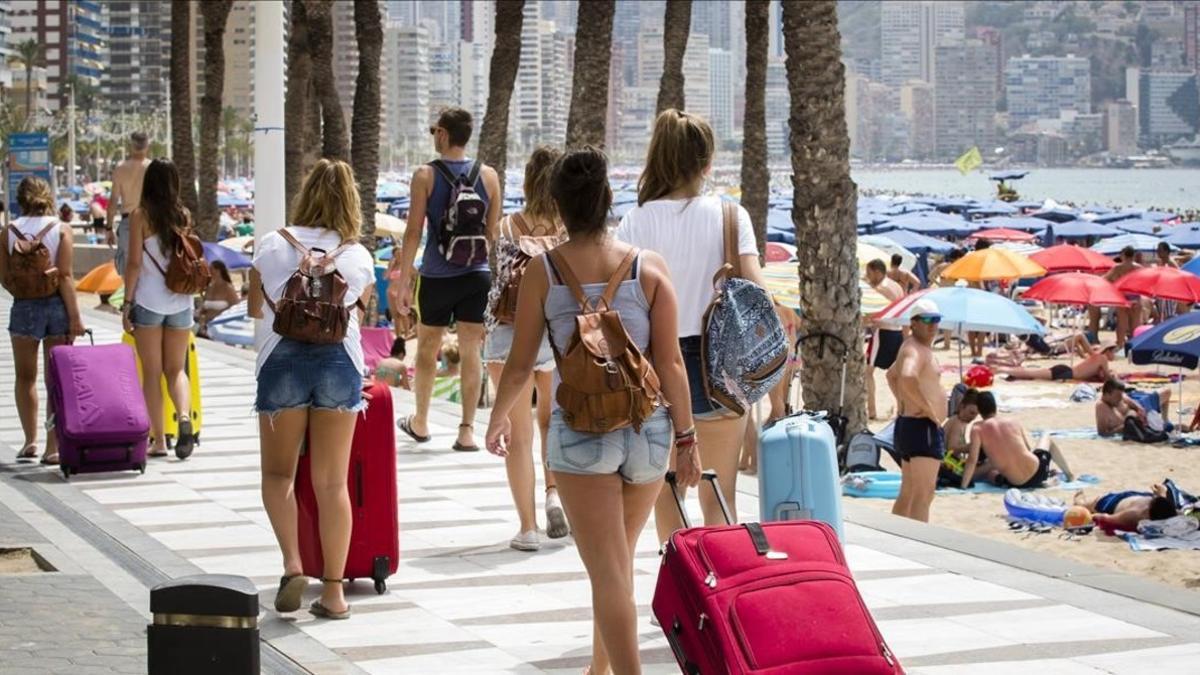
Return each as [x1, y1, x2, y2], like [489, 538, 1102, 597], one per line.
[255, 339, 366, 416]
[131, 304, 194, 330]
[547, 407, 673, 484]
[8, 295, 69, 340]
[484, 324, 555, 371]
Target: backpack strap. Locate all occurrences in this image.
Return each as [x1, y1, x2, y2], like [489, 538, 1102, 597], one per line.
[276, 228, 310, 256]
[722, 201, 742, 279]
[428, 160, 458, 186]
[601, 248, 638, 307]
[32, 220, 59, 242]
[143, 241, 169, 276]
[465, 160, 482, 187]
[546, 249, 590, 310]
[509, 212, 529, 239]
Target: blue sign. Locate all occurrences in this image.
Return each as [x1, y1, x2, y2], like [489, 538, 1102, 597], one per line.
[8, 132, 51, 217]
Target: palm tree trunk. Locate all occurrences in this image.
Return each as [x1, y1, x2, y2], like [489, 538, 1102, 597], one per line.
[284, 0, 312, 212]
[565, 0, 615, 150]
[477, 1, 525, 190]
[351, 0, 383, 245]
[741, 0, 769, 260]
[304, 0, 349, 162]
[169, 0, 197, 213]
[305, 81, 323, 172]
[655, 0, 692, 115]
[24, 63, 32, 129]
[197, 0, 235, 242]
[781, 0, 865, 431]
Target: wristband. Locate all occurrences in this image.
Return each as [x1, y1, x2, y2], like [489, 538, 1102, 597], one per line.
[675, 436, 696, 451]
[674, 427, 696, 440]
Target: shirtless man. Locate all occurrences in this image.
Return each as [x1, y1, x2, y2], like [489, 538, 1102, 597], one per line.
[865, 259, 906, 419]
[961, 392, 1075, 490]
[886, 299, 947, 522]
[1076, 483, 1178, 534]
[998, 343, 1117, 382]
[886, 253, 922, 294]
[106, 131, 151, 278]
[1103, 246, 1143, 349]
[1095, 377, 1172, 437]
[941, 388, 989, 487]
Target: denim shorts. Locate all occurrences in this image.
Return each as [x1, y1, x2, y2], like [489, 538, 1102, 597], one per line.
[255, 339, 366, 415]
[484, 324, 555, 371]
[680, 336, 737, 420]
[8, 295, 69, 340]
[547, 407, 673, 484]
[131, 304, 194, 330]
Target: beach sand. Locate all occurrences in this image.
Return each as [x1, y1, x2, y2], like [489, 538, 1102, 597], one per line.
[853, 338, 1200, 591]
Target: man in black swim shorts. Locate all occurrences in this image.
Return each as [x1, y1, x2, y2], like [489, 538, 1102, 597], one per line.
[865, 259, 906, 419]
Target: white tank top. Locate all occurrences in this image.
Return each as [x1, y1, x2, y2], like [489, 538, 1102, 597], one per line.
[134, 233, 194, 315]
[6, 216, 62, 261]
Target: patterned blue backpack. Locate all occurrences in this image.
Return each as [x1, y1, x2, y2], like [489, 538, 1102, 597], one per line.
[701, 202, 788, 415]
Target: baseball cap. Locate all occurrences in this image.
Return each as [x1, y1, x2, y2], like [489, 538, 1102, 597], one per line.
[910, 298, 941, 321]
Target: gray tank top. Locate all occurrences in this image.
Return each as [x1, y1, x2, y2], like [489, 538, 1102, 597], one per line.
[542, 251, 652, 410]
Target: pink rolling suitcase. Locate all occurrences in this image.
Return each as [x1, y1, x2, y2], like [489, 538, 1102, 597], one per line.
[48, 333, 149, 479]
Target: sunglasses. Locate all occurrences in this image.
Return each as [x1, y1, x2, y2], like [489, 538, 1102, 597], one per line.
[913, 315, 942, 325]
[429, 126, 442, 136]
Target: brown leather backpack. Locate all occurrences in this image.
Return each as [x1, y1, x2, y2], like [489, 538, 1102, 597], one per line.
[145, 222, 211, 295]
[266, 229, 362, 345]
[546, 248, 663, 434]
[494, 213, 563, 324]
[2, 221, 61, 299]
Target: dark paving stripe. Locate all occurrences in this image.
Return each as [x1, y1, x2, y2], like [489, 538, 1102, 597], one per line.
[458, 604, 652, 626]
[404, 518, 507, 532]
[176, 544, 279, 558]
[397, 462, 497, 473]
[335, 641, 495, 661]
[901, 636, 1182, 667]
[141, 520, 249, 533]
[162, 465, 262, 475]
[868, 598, 1055, 621]
[196, 483, 262, 492]
[399, 495, 454, 504]
[388, 570, 618, 590]
[530, 643, 674, 670]
[425, 480, 512, 490]
[852, 567, 944, 581]
[74, 480, 176, 491]
[106, 499, 210, 510]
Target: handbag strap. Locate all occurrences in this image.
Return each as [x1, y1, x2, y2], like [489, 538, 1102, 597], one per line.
[722, 201, 741, 279]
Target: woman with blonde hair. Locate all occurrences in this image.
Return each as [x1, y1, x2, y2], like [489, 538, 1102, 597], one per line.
[249, 159, 375, 620]
[616, 109, 770, 541]
[483, 146, 569, 551]
[0, 176, 85, 465]
[122, 159, 199, 460]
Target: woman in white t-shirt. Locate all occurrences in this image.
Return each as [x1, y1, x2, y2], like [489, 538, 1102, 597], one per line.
[0, 176, 85, 465]
[121, 160, 199, 460]
[249, 159, 374, 621]
[616, 109, 770, 541]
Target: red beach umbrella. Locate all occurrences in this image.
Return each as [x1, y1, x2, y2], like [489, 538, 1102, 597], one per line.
[1028, 244, 1117, 274]
[1023, 273, 1128, 307]
[1115, 266, 1200, 303]
[969, 228, 1038, 242]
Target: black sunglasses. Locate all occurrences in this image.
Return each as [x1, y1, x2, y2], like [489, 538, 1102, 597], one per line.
[913, 315, 942, 325]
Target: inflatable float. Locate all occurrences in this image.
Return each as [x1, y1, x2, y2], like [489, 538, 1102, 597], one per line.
[842, 472, 902, 499]
[1002, 488, 1067, 526]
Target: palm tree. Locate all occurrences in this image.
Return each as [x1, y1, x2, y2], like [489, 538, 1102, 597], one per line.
[304, 0, 349, 162]
[11, 39, 43, 129]
[197, 0, 235, 242]
[284, 0, 313, 210]
[741, 0, 769, 259]
[655, 0, 692, 115]
[351, 0, 383, 243]
[781, 0, 866, 430]
[565, 0, 615, 149]
[477, 0, 525, 190]
[170, 0, 198, 213]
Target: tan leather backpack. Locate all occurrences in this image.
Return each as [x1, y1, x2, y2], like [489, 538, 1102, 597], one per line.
[2, 221, 61, 299]
[266, 229, 361, 345]
[145, 222, 211, 295]
[546, 248, 663, 434]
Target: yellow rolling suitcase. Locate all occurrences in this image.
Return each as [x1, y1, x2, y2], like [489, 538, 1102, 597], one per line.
[122, 332, 203, 448]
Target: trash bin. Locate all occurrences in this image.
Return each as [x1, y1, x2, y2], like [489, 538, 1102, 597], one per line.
[147, 574, 260, 675]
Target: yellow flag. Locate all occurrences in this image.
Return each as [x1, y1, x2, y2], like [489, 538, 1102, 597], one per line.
[954, 146, 983, 175]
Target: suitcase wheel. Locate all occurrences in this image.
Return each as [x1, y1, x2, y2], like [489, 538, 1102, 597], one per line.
[138, 463, 146, 474]
[374, 579, 386, 595]
[61, 466, 71, 480]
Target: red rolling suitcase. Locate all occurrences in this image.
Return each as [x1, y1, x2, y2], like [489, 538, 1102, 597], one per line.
[296, 380, 399, 594]
[652, 471, 902, 675]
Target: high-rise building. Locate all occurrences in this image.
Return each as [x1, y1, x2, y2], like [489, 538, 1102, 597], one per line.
[0, 1, 11, 92]
[10, 0, 106, 111]
[384, 22, 430, 157]
[1138, 70, 1199, 141]
[709, 48, 734, 140]
[101, 1, 169, 115]
[1185, 3, 1199, 73]
[538, 27, 573, 147]
[682, 32, 711, 122]
[512, 4, 544, 149]
[1105, 100, 1138, 156]
[331, 1, 361, 135]
[419, 0, 460, 44]
[458, 40, 490, 125]
[900, 80, 935, 160]
[935, 39, 998, 159]
[692, 0, 733, 50]
[428, 40, 459, 116]
[460, 0, 494, 52]
[541, 0, 577, 34]
[193, 1, 256, 121]
[1005, 54, 1091, 130]
[765, 57, 788, 157]
[879, 1, 965, 88]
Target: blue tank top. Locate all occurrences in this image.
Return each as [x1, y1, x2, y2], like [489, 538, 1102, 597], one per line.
[420, 158, 490, 278]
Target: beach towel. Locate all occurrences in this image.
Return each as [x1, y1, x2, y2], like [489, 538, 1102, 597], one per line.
[1031, 427, 1103, 440]
[998, 396, 1072, 411]
[1121, 516, 1200, 552]
[843, 471, 1099, 499]
[1121, 372, 1184, 385]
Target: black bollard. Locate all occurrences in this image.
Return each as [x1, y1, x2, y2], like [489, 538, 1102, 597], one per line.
[147, 574, 260, 675]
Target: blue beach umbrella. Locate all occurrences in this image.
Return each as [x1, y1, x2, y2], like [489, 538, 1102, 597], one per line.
[1050, 219, 1122, 241]
[1130, 312, 1200, 370]
[1113, 218, 1168, 236]
[1093, 210, 1142, 225]
[201, 242, 251, 270]
[874, 287, 1045, 336]
[1091, 234, 1175, 255]
[976, 216, 1047, 232]
[1030, 208, 1079, 224]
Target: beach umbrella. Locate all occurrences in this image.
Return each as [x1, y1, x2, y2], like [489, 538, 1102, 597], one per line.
[1047, 219, 1122, 241]
[1182, 256, 1200, 277]
[217, 235, 254, 253]
[374, 212, 406, 237]
[879, 214, 978, 238]
[1162, 225, 1200, 250]
[1030, 208, 1079, 224]
[1112, 218, 1168, 236]
[75, 261, 122, 294]
[968, 228, 1038, 242]
[1140, 210, 1181, 224]
[207, 301, 255, 347]
[993, 241, 1044, 257]
[975, 216, 1046, 232]
[201, 242, 251, 270]
[761, 262, 887, 316]
[1115, 266, 1200, 303]
[940, 247, 1046, 282]
[1091, 234, 1175, 255]
[874, 229, 956, 254]
[965, 202, 1019, 218]
[856, 241, 894, 268]
[1093, 210, 1142, 225]
[858, 235, 916, 270]
[1029, 244, 1116, 274]
[765, 242, 796, 263]
[1022, 273, 1128, 307]
[1130, 311, 1200, 370]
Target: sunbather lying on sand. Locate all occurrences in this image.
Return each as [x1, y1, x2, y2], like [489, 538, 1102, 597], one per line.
[1095, 377, 1172, 437]
[997, 343, 1117, 382]
[961, 392, 1075, 490]
[1075, 484, 1177, 534]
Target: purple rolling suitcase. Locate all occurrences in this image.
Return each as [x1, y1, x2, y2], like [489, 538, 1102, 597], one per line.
[48, 336, 149, 479]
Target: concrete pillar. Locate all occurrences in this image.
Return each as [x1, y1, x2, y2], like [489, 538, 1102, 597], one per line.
[253, 0, 286, 340]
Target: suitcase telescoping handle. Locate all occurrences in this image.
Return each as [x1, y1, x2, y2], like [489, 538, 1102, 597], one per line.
[81, 328, 94, 346]
[664, 470, 784, 560]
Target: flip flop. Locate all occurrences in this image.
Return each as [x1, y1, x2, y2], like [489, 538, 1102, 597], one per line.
[40, 453, 59, 466]
[452, 424, 479, 452]
[274, 574, 308, 613]
[148, 448, 169, 458]
[16, 444, 38, 462]
[308, 599, 351, 620]
[397, 416, 431, 443]
[175, 418, 195, 461]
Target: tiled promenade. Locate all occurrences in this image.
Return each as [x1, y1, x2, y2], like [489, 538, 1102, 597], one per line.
[2, 294, 1199, 673]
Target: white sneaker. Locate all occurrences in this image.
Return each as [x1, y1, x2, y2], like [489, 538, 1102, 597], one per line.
[510, 530, 540, 552]
[545, 490, 569, 539]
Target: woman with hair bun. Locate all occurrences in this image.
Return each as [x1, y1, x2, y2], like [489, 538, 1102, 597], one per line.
[486, 147, 699, 674]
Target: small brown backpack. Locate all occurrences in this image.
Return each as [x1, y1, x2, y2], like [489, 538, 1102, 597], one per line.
[546, 248, 663, 434]
[145, 220, 211, 295]
[494, 213, 563, 324]
[266, 229, 362, 345]
[3, 221, 61, 299]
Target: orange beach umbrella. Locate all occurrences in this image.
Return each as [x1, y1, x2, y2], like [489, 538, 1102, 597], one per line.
[941, 247, 1046, 282]
[75, 261, 122, 294]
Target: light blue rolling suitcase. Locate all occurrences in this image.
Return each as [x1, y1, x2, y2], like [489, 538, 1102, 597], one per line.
[758, 412, 845, 540]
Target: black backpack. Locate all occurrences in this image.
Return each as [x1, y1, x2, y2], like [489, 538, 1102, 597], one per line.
[430, 160, 488, 267]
